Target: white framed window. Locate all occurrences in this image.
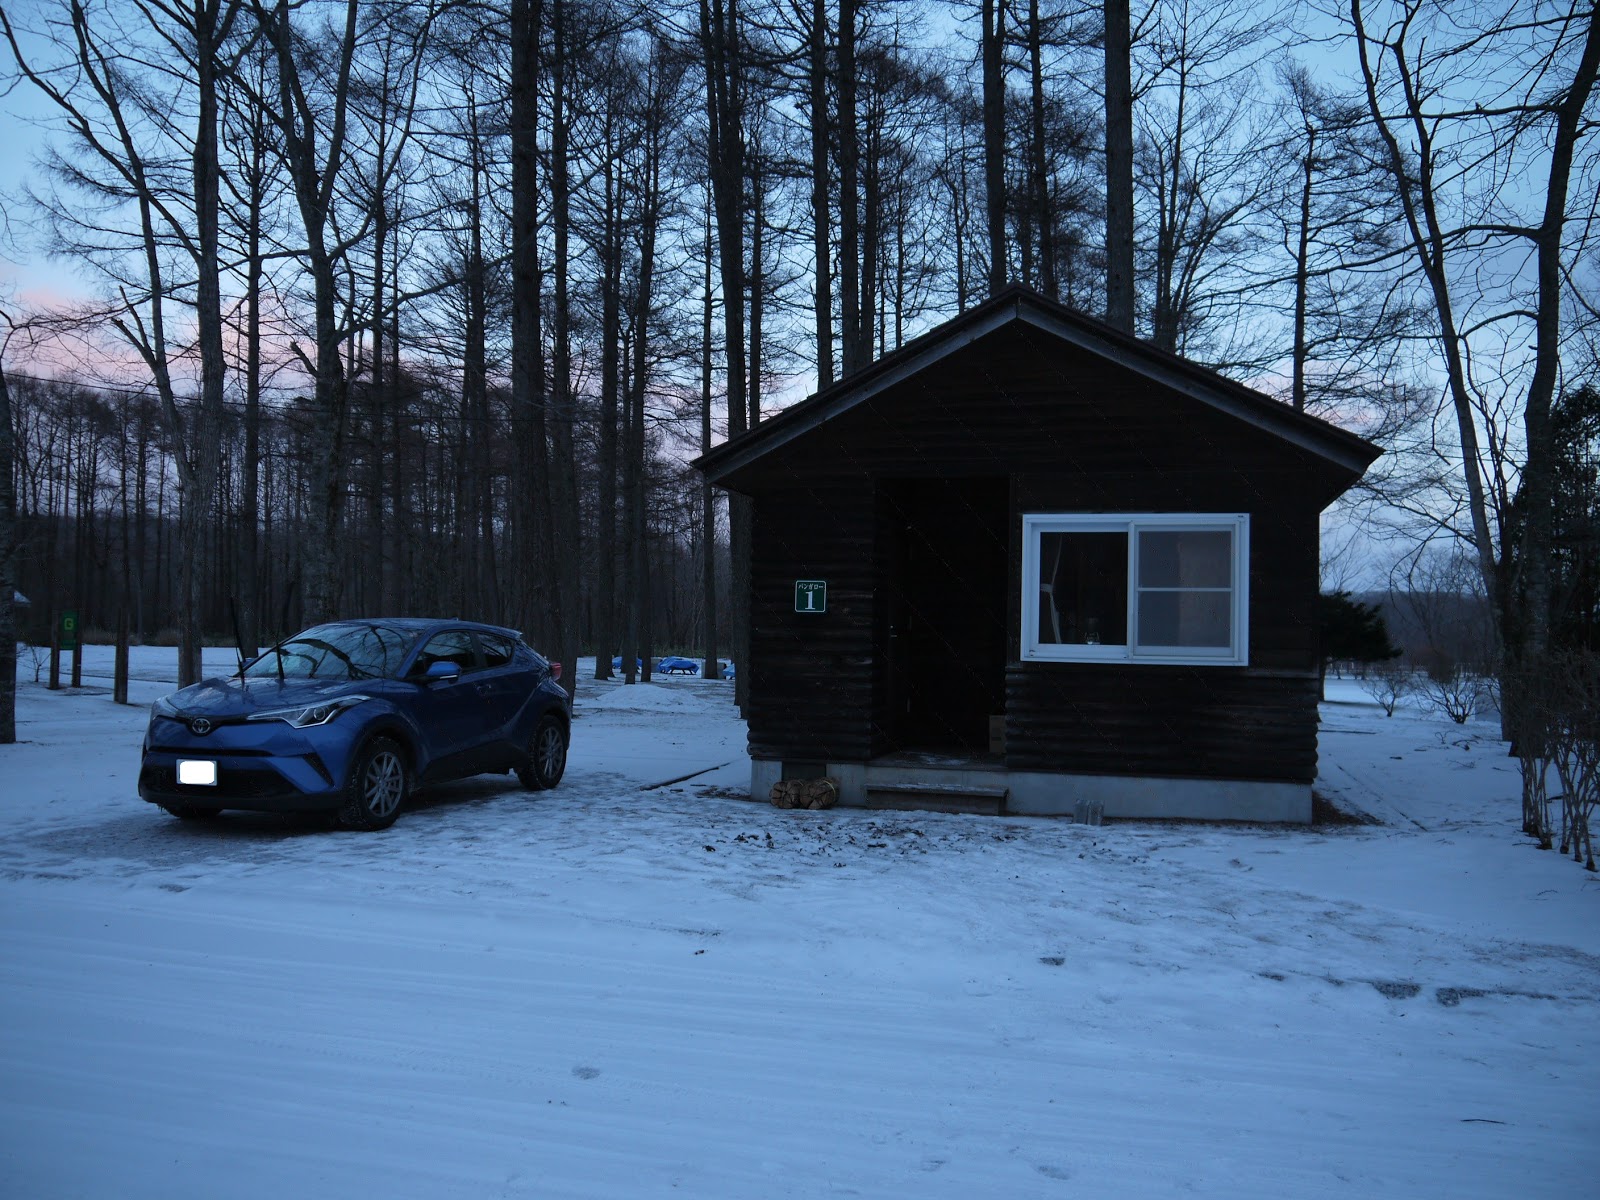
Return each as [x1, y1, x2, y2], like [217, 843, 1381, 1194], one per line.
[1021, 513, 1249, 665]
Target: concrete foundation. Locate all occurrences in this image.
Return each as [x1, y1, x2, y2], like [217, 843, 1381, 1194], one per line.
[749, 756, 1310, 824]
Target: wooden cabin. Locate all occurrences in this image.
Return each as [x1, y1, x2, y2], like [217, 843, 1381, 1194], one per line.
[694, 288, 1381, 822]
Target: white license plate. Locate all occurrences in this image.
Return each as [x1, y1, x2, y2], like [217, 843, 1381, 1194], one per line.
[177, 759, 218, 787]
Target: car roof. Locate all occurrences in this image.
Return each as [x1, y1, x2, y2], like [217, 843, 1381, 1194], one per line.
[307, 617, 525, 641]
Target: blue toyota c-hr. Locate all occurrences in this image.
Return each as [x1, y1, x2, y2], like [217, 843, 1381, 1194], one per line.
[138, 618, 571, 831]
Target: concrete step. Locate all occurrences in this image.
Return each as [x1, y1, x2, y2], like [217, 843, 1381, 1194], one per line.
[863, 782, 1008, 816]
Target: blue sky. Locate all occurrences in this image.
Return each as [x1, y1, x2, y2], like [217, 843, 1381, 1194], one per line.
[1, 17, 100, 313]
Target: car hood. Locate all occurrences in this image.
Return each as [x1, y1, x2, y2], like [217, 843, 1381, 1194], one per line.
[161, 675, 373, 719]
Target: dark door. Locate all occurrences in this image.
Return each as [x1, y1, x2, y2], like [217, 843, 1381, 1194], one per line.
[882, 478, 1009, 753]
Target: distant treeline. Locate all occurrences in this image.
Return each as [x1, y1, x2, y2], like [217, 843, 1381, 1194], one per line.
[7, 372, 729, 657]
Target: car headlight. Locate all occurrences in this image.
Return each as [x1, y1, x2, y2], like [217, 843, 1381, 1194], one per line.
[151, 694, 180, 721]
[246, 695, 372, 728]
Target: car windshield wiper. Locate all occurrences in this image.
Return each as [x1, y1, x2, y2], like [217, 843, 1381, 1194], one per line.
[240, 642, 290, 684]
[247, 643, 301, 683]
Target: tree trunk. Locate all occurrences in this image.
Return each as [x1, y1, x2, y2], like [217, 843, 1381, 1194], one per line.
[510, 0, 552, 650]
[700, 214, 719, 682]
[1291, 123, 1314, 412]
[240, 92, 266, 655]
[859, 101, 879, 362]
[549, 0, 582, 700]
[187, 0, 234, 683]
[702, 0, 751, 711]
[596, 141, 621, 681]
[982, 0, 1007, 296]
[625, 124, 659, 687]
[808, 0, 834, 390]
[366, 180, 387, 624]
[0, 361, 16, 743]
[1029, 0, 1056, 300]
[257, 0, 362, 624]
[837, 0, 865, 376]
[750, 151, 765, 426]
[1104, 0, 1134, 331]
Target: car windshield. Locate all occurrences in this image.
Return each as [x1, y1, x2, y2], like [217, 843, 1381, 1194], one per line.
[243, 623, 415, 681]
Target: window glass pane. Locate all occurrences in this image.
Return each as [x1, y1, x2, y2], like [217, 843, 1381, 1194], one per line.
[1138, 529, 1232, 588]
[1038, 531, 1128, 646]
[413, 630, 477, 674]
[1137, 590, 1232, 648]
[481, 633, 514, 669]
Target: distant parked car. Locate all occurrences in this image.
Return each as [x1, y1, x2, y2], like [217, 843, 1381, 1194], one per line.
[138, 618, 571, 831]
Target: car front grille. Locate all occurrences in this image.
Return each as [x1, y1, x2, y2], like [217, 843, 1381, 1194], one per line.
[140, 764, 299, 800]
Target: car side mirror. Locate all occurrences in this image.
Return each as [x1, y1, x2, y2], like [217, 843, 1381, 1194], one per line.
[422, 660, 461, 682]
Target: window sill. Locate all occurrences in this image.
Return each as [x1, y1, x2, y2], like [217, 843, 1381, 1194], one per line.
[1020, 649, 1250, 667]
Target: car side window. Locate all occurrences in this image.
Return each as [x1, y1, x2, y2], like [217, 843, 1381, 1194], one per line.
[412, 629, 479, 676]
[480, 633, 515, 669]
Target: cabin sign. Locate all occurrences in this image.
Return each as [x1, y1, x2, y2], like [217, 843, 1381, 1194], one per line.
[794, 580, 827, 613]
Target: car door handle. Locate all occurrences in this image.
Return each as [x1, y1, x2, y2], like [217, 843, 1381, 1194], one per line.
[475, 683, 493, 697]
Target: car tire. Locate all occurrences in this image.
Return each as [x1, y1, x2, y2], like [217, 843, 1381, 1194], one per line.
[161, 801, 221, 821]
[517, 714, 567, 791]
[338, 736, 408, 831]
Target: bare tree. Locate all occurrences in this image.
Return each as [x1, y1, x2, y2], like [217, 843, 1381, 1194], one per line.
[0, 327, 17, 744]
[4, 0, 242, 685]
[981, 0, 1007, 295]
[244, 0, 365, 624]
[806, 0, 835, 388]
[1025, 0, 1057, 299]
[698, 210, 719, 680]
[838, 0, 867, 372]
[1104, 0, 1134, 329]
[1351, 0, 1600, 728]
[509, 0, 553, 651]
[1265, 63, 1410, 414]
[546, 0, 583, 699]
[1132, 0, 1285, 357]
[702, 0, 752, 708]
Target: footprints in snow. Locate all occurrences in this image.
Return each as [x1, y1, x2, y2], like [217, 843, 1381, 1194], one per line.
[1256, 971, 1565, 1006]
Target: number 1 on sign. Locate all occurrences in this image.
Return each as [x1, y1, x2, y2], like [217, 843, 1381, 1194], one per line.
[795, 580, 826, 614]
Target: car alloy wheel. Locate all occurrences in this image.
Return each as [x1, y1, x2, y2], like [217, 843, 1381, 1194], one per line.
[518, 715, 567, 791]
[339, 736, 408, 831]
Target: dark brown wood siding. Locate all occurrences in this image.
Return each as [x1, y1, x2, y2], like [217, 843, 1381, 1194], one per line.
[735, 323, 1335, 784]
[746, 476, 878, 763]
[1002, 667, 1321, 780]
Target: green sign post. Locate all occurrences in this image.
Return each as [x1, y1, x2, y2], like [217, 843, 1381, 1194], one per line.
[59, 609, 78, 650]
[794, 580, 827, 614]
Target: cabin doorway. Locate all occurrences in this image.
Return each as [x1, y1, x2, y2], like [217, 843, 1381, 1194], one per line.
[880, 477, 1009, 754]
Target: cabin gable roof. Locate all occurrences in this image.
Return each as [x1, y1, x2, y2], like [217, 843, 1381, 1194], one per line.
[695, 287, 1381, 493]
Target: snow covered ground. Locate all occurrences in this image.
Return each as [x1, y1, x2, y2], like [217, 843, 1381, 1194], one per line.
[1, 648, 1596, 1198]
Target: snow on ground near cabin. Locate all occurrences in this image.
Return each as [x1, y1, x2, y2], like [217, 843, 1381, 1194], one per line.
[1, 650, 1597, 1198]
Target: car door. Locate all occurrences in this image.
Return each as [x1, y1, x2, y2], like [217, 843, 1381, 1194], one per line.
[474, 632, 536, 758]
[408, 628, 488, 779]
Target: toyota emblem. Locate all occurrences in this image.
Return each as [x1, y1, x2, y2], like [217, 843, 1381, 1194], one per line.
[189, 718, 213, 736]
